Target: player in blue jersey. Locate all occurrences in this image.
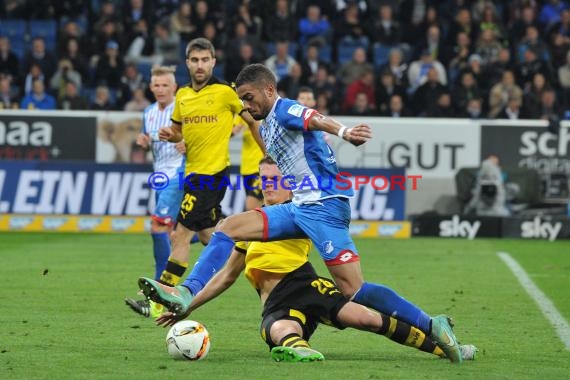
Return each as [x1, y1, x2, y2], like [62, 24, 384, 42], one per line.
[125, 66, 187, 318]
[138, 64, 464, 363]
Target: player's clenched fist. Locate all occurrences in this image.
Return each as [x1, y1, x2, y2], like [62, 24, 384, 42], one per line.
[158, 127, 175, 141]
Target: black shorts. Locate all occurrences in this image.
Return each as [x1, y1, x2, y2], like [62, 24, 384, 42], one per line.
[176, 168, 228, 231]
[243, 173, 263, 200]
[260, 262, 348, 349]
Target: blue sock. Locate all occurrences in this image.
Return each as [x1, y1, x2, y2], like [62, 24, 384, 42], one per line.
[151, 232, 171, 281]
[352, 282, 432, 333]
[183, 231, 235, 295]
[190, 234, 200, 245]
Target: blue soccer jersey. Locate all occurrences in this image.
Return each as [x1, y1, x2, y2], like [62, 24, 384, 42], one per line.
[143, 101, 185, 180]
[259, 97, 353, 204]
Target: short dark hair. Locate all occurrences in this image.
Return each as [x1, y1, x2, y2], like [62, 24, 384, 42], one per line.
[235, 64, 277, 88]
[185, 37, 215, 58]
[298, 86, 314, 94]
[259, 156, 277, 166]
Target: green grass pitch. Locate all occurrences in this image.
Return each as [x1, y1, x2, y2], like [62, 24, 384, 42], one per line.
[0, 233, 569, 379]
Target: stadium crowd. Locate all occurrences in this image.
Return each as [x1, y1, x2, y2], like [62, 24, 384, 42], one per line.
[1, 0, 570, 120]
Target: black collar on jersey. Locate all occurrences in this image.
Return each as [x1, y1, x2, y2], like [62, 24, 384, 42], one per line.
[181, 76, 230, 92]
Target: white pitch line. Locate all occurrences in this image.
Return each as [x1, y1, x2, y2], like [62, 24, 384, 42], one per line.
[498, 252, 570, 350]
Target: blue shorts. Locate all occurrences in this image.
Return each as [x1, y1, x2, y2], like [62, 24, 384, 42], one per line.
[152, 179, 184, 226]
[258, 197, 359, 265]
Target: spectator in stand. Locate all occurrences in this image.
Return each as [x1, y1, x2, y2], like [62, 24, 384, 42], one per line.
[313, 65, 336, 106]
[20, 78, 56, 110]
[298, 4, 331, 46]
[93, 1, 122, 36]
[0, 74, 18, 109]
[57, 21, 87, 58]
[427, 92, 455, 118]
[536, 88, 561, 120]
[539, 0, 568, 27]
[415, 25, 444, 63]
[58, 81, 89, 110]
[548, 32, 570, 70]
[546, 9, 570, 43]
[233, 1, 262, 39]
[516, 48, 552, 89]
[446, 8, 479, 48]
[399, 0, 430, 44]
[62, 38, 89, 80]
[154, 0, 179, 22]
[451, 71, 482, 116]
[523, 72, 550, 118]
[225, 42, 257, 82]
[407, 49, 447, 94]
[50, 59, 82, 99]
[334, 3, 369, 47]
[412, 67, 447, 116]
[408, 5, 439, 46]
[558, 49, 570, 106]
[203, 21, 226, 63]
[315, 92, 331, 115]
[382, 94, 412, 117]
[192, 0, 215, 37]
[380, 48, 408, 87]
[517, 25, 549, 63]
[475, 29, 502, 68]
[126, 19, 160, 65]
[489, 70, 523, 118]
[264, 0, 296, 43]
[22, 63, 45, 96]
[154, 21, 181, 65]
[170, 1, 196, 41]
[446, 32, 472, 84]
[95, 41, 125, 88]
[337, 47, 374, 87]
[478, 5, 506, 43]
[277, 62, 304, 99]
[90, 85, 115, 110]
[300, 44, 328, 85]
[465, 54, 486, 92]
[124, 87, 151, 111]
[342, 69, 375, 113]
[367, 3, 402, 46]
[347, 91, 375, 115]
[376, 70, 407, 115]
[21, 37, 57, 83]
[484, 47, 515, 90]
[497, 97, 525, 119]
[123, 0, 154, 38]
[91, 19, 124, 58]
[225, 21, 265, 65]
[265, 41, 297, 81]
[297, 86, 316, 108]
[0, 36, 19, 80]
[510, 5, 541, 47]
[465, 97, 484, 119]
[118, 63, 147, 107]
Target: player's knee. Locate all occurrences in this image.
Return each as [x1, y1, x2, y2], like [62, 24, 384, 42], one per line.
[269, 320, 302, 346]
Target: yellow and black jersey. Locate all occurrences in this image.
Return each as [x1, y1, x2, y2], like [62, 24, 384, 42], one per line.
[172, 77, 243, 175]
[235, 238, 312, 290]
[237, 114, 264, 175]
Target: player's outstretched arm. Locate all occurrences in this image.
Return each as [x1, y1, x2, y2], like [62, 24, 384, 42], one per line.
[307, 113, 372, 147]
[155, 250, 246, 327]
[241, 111, 266, 154]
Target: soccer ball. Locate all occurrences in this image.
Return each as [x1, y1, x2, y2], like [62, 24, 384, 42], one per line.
[166, 320, 211, 360]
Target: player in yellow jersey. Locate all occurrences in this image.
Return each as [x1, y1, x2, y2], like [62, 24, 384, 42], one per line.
[155, 38, 262, 289]
[233, 113, 264, 211]
[155, 157, 477, 362]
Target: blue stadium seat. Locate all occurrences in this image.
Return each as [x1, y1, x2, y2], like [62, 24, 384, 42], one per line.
[136, 62, 153, 82]
[373, 44, 393, 69]
[337, 45, 359, 65]
[175, 63, 188, 85]
[213, 63, 225, 81]
[29, 20, 57, 52]
[180, 40, 189, 61]
[0, 19, 27, 59]
[0, 19, 27, 38]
